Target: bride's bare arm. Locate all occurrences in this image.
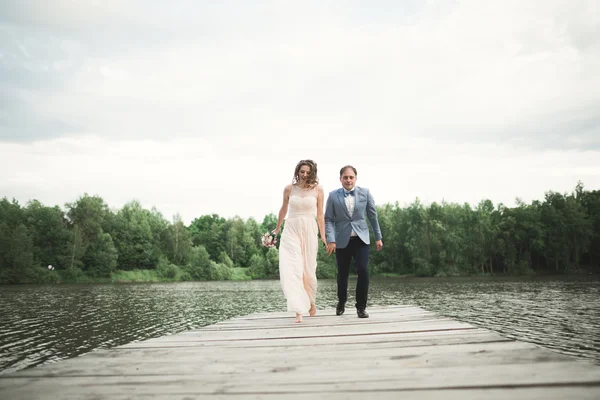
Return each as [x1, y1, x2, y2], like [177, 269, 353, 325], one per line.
[274, 185, 292, 234]
[316, 186, 327, 245]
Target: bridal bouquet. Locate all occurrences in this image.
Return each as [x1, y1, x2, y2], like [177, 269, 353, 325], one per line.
[262, 231, 277, 248]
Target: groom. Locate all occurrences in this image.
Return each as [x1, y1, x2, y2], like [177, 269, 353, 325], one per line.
[325, 165, 383, 318]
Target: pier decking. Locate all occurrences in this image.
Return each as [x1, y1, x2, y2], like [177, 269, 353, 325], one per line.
[1, 305, 599, 399]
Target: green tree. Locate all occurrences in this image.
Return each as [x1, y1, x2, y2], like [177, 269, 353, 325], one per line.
[223, 217, 247, 267]
[66, 194, 112, 243]
[0, 199, 51, 282]
[247, 253, 268, 279]
[260, 213, 277, 234]
[112, 200, 159, 270]
[565, 186, 593, 271]
[67, 224, 86, 270]
[65, 194, 115, 275]
[403, 199, 433, 276]
[189, 214, 226, 260]
[243, 218, 262, 259]
[474, 200, 498, 274]
[374, 203, 409, 274]
[186, 245, 212, 280]
[186, 245, 231, 280]
[166, 213, 193, 265]
[218, 251, 234, 269]
[24, 200, 71, 270]
[580, 188, 600, 269]
[144, 207, 170, 261]
[540, 191, 591, 272]
[84, 232, 118, 277]
[264, 247, 279, 278]
[0, 223, 36, 283]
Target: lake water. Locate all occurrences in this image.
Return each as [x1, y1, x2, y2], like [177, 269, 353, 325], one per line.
[1, 275, 599, 375]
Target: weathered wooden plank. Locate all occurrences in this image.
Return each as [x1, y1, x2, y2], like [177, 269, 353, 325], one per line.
[5, 341, 576, 378]
[208, 313, 440, 330]
[237, 304, 418, 320]
[136, 321, 476, 345]
[3, 387, 596, 400]
[2, 362, 600, 397]
[217, 307, 436, 323]
[119, 329, 508, 349]
[94, 332, 518, 359]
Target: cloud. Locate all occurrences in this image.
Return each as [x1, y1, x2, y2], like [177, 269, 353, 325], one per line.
[1, 1, 598, 148]
[1, 1, 599, 220]
[0, 89, 83, 142]
[1, 134, 599, 225]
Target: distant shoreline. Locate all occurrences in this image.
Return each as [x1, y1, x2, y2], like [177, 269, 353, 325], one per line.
[2, 267, 597, 285]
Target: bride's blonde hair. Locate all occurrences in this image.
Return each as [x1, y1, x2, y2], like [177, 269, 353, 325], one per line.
[292, 159, 319, 188]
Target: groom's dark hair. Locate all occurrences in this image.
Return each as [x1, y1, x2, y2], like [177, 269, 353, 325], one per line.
[340, 165, 357, 177]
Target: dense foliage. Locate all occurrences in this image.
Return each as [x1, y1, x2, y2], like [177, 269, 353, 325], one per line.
[1, 182, 598, 284]
[371, 183, 600, 276]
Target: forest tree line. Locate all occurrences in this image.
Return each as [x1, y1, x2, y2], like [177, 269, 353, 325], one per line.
[1, 182, 599, 284]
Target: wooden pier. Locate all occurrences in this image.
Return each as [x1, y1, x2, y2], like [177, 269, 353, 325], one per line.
[1, 305, 600, 399]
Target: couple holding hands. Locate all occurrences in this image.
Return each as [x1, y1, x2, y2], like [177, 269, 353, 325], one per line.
[273, 160, 383, 323]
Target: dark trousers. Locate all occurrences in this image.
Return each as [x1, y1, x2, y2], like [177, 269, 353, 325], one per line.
[336, 236, 370, 310]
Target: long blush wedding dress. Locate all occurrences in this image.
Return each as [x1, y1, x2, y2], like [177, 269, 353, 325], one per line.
[278, 184, 319, 315]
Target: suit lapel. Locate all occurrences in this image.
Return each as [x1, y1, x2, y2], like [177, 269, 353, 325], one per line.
[355, 187, 365, 213]
[337, 189, 351, 218]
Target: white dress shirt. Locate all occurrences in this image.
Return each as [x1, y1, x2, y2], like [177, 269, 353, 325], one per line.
[344, 189, 358, 237]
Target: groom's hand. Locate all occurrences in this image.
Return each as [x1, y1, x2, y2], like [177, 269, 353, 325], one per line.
[375, 240, 383, 251]
[327, 242, 336, 256]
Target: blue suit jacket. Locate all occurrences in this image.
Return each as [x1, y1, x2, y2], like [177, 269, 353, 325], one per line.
[324, 186, 382, 249]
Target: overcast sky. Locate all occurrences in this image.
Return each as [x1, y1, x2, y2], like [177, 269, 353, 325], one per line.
[1, 0, 599, 224]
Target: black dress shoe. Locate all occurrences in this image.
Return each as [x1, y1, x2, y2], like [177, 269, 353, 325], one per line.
[336, 303, 345, 316]
[357, 309, 369, 318]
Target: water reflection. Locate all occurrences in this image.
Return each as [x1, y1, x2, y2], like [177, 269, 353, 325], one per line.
[0, 275, 598, 374]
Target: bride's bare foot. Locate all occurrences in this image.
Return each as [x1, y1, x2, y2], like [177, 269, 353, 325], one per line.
[295, 313, 303, 323]
[309, 304, 316, 317]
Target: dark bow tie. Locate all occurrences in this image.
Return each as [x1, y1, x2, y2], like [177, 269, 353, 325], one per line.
[344, 189, 355, 197]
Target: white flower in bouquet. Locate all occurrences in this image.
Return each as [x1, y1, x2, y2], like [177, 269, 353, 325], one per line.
[262, 232, 277, 248]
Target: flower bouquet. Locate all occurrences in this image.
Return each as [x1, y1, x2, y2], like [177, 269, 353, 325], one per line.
[262, 231, 277, 248]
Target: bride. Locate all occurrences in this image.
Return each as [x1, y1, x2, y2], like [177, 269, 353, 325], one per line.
[273, 159, 328, 323]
